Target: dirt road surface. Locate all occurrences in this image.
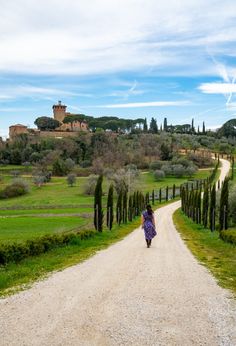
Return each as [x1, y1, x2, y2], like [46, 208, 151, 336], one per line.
[1, 159, 236, 346]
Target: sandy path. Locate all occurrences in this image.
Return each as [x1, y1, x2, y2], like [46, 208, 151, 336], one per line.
[1, 159, 236, 346]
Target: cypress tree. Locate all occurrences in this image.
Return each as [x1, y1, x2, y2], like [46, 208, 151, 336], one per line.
[145, 192, 150, 205]
[159, 188, 162, 203]
[166, 186, 168, 201]
[122, 189, 128, 223]
[202, 185, 209, 228]
[219, 178, 229, 231]
[164, 117, 168, 131]
[231, 156, 234, 180]
[202, 121, 206, 134]
[143, 118, 148, 132]
[116, 190, 123, 225]
[106, 184, 114, 230]
[128, 195, 133, 222]
[173, 184, 176, 199]
[152, 189, 155, 205]
[209, 183, 216, 231]
[197, 190, 202, 224]
[94, 175, 103, 232]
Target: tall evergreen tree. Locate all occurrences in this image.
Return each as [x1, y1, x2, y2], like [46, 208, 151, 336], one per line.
[107, 184, 114, 230]
[152, 190, 155, 205]
[202, 121, 206, 134]
[122, 189, 128, 223]
[231, 156, 234, 180]
[209, 183, 216, 231]
[202, 185, 209, 228]
[219, 178, 229, 231]
[143, 118, 148, 132]
[163, 117, 168, 131]
[150, 118, 158, 133]
[128, 195, 133, 222]
[116, 189, 123, 225]
[191, 118, 195, 132]
[94, 175, 103, 232]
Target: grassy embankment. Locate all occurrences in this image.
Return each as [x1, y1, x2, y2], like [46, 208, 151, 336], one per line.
[173, 210, 236, 295]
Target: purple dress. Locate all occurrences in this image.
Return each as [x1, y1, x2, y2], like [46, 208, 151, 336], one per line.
[142, 211, 157, 240]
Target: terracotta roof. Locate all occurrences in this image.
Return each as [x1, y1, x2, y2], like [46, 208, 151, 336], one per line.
[9, 124, 27, 128]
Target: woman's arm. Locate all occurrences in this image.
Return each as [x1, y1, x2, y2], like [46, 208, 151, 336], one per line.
[141, 215, 144, 228]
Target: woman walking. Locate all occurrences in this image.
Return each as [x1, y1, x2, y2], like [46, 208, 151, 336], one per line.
[141, 204, 157, 248]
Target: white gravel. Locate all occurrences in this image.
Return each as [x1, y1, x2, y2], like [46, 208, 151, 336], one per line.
[0, 159, 236, 346]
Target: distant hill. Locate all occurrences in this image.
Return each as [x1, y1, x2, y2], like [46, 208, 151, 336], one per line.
[218, 119, 236, 137]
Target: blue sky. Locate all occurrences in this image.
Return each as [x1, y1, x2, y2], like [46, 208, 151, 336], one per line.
[1, 0, 236, 138]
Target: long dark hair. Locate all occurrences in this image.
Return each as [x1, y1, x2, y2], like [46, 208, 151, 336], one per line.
[146, 204, 153, 215]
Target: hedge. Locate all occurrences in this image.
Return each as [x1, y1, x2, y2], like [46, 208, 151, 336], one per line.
[0, 229, 96, 265]
[220, 229, 236, 245]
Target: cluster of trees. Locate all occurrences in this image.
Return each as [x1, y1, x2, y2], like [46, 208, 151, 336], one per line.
[1, 130, 235, 173]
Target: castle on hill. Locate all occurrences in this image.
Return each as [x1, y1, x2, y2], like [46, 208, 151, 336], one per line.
[9, 101, 89, 140]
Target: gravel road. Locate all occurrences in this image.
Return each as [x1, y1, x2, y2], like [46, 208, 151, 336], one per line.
[1, 159, 236, 346]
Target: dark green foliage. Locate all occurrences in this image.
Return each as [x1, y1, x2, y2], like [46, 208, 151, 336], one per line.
[209, 183, 216, 231]
[52, 159, 68, 176]
[128, 195, 133, 222]
[94, 175, 103, 232]
[0, 230, 96, 265]
[149, 118, 158, 133]
[152, 189, 155, 204]
[145, 192, 149, 205]
[219, 178, 229, 231]
[231, 156, 234, 180]
[122, 190, 128, 223]
[220, 229, 236, 245]
[202, 185, 209, 228]
[173, 184, 176, 199]
[143, 118, 148, 132]
[159, 188, 162, 203]
[0, 179, 29, 199]
[164, 117, 168, 131]
[116, 190, 123, 225]
[166, 186, 169, 201]
[34, 117, 60, 131]
[107, 184, 114, 230]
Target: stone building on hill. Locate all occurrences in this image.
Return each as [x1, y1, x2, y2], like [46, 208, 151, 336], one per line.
[9, 101, 89, 140]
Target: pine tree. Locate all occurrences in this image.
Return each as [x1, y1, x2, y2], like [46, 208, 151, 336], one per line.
[219, 178, 229, 231]
[106, 184, 114, 230]
[209, 183, 216, 231]
[94, 175, 103, 232]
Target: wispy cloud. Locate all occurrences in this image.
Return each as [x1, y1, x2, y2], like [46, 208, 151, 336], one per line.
[98, 101, 190, 108]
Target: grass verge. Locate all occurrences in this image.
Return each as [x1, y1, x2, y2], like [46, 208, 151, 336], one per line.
[173, 208, 236, 296]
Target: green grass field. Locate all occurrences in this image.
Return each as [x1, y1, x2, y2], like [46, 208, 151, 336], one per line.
[173, 209, 236, 295]
[0, 216, 89, 243]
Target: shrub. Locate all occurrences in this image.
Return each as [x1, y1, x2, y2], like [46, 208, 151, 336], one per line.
[0, 178, 29, 199]
[161, 163, 172, 176]
[154, 170, 165, 181]
[83, 175, 98, 195]
[0, 230, 96, 265]
[67, 173, 77, 187]
[149, 161, 162, 171]
[65, 158, 75, 172]
[172, 164, 185, 177]
[220, 229, 236, 245]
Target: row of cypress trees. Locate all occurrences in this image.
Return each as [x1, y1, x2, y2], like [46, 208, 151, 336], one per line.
[181, 177, 229, 232]
[94, 174, 145, 232]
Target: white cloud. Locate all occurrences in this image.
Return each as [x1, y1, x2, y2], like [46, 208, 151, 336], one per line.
[198, 83, 236, 94]
[1, 0, 236, 76]
[98, 101, 190, 108]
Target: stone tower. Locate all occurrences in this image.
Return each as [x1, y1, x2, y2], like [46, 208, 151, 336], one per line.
[52, 101, 67, 123]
